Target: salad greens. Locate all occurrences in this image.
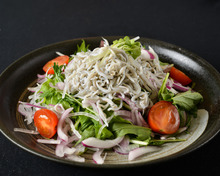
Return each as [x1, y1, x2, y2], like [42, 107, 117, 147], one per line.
[158, 73, 203, 112]
[111, 36, 141, 59]
[17, 36, 206, 164]
[76, 40, 90, 53]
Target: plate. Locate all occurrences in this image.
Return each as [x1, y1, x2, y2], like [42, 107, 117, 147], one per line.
[0, 36, 220, 168]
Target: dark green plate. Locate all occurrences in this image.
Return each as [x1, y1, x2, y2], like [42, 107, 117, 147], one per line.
[0, 36, 220, 168]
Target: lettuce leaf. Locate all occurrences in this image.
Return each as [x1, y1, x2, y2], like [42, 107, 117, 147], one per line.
[158, 73, 203, 112]
[111, 36, 141, 59]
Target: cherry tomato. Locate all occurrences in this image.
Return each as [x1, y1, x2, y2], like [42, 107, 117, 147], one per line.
[43, 55, 69, 74]
[148, 101, 180, 134]
[34, 109, 58, 138]
[169, 67, 192, 86]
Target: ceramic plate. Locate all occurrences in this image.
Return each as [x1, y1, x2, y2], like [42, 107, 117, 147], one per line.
[0, 36, 220, 168]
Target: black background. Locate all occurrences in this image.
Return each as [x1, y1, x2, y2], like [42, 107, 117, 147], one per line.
[0, 0, 220, 175]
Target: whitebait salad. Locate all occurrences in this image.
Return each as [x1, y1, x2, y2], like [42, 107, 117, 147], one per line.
[15, 36, 208, 164]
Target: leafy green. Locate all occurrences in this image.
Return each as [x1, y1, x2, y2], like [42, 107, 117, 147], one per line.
[111, 36, 141, 59]
[172, 91, 203, 111]
[158, 73, 203, 112]
[73, 112, 115, 145]
[76, 40, 90, 53]
[158, 73, 174, 101]
[110, 122, 151, 141]
[39, 73, 77, 109]
[53, 63, 65, 83]
[65, 94, 97, 115]
[149, 138, 186, 146]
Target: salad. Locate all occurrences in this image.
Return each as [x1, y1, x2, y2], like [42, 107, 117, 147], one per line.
[15, 36, 207, 164]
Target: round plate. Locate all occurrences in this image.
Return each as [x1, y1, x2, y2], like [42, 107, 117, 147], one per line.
[0, 36, 220, 168]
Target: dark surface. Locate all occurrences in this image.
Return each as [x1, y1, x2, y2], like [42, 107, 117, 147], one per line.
[0, 0, 220, 175]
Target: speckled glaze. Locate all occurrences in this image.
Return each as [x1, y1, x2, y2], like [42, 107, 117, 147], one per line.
[0, 36, 220, 168]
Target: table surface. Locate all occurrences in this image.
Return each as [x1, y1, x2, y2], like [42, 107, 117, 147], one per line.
[1, 0, 220, 175]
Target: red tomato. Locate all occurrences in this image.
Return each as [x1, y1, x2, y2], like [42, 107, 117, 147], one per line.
[148, 101, 180, 134]
[43, 55, 69, 74]
[34, 109, 58, 138]
[169, 67, 192, 86]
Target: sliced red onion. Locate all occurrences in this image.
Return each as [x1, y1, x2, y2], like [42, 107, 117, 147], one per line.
[55, 51, 65, 56]
[93, 149, 107, 164]
[113, 136, 139, 155]
[81, 136, 124, 149]
[57, 108, 73, 142]
[136, 111, 149, 127]
[100, 40, 104, 47]
[65, 117, 82, 139]
[19, 101, 47, 109]
[72, 112, 99, 121]
[172, 82, 190, 92]
[114, 110, 132, 118]
[118, 95, 147, 126]
[128, 146, 160, 161]
[55, 141, 66, 157]
[68, 135, 79, 143]
[118, 136, 130, 147]
[63, 146, 76, 155]
[118, 95, 136, 109]
[56, 82, 65, 90]
[14, 128, 39, 134]
[37, 139, 61, 144]
[114, 144, 139, 155]
[166, 85, 172, 90]
[66, 155, 85, 162]
[37, 74, 46, 79]
[160, 135, 169, 140]
[141, 49, 155, 59]
[74, 143, 86, 154]
[18, 104, 35, 124]
[114, 110, 134, 123]
[49, 82, 65, 90]
[146, 50, 155, 59]
[27, 87, 38, 93]
[37, 74, 46, 83]
[53, 104, 65, 114]
[177, 126, 188, 134]
[55, 134, 80, 157]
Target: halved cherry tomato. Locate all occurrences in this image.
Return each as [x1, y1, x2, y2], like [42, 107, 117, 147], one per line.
[169, 67, 192, 86]
[148, 101, 180, 134]
[43, 55, 69, 74]
[34, 109, 58, 138]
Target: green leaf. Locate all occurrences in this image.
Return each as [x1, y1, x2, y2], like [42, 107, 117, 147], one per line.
[149, 138, 186, 146]
[157, 73, 203, 112]
[79, 125, 96, 141]
[52, 63, 65, 83]
[111, 36, 141, 59]
[111, 123, 151, 141]
[158, 73, 174, 101]
[76, 40, 90, 53]
[95, 123, 114, 140]
[172, 90, 203, 111]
